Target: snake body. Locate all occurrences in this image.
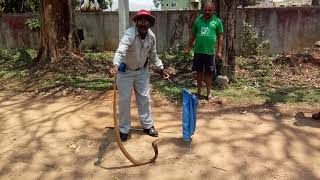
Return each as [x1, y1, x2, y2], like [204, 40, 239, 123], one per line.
[112, 77, 159, 166]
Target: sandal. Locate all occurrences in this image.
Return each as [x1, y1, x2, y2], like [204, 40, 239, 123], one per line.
[206, 95, 223, 104]
[206, 95, 214, 101]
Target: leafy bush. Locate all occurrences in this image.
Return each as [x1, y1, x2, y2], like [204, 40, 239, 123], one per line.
[240, 22, 271, 56]
[168, 43, 192, 62]
[26, 17, 40, 31]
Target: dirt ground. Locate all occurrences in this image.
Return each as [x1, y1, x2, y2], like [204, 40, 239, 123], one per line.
[0, 90, 319, 180]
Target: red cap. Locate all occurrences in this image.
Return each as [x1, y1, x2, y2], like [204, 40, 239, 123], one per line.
[132, 10, 156, 27]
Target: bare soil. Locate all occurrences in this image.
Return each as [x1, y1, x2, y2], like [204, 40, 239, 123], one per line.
[0, 89, 319, 180]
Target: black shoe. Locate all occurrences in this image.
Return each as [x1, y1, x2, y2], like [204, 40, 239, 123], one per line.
[119, 132, 129, 142]
[143, 126, 158, 137]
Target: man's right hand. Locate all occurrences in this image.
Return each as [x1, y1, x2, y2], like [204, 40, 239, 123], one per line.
[109, 65, 118, 77]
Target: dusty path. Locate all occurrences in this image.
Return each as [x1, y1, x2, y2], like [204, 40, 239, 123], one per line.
[0, 91, 319, 180]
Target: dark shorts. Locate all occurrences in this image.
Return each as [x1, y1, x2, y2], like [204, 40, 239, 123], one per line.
[192, 53, 216, 73]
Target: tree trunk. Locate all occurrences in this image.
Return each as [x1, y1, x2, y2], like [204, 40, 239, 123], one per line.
[312, 0, 319, 6]
[212, 0, 221, 17]
[220, 0, 239, 79]
[36, 0, 79, 65]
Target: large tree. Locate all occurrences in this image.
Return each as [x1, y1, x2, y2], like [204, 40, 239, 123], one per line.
[223, 0, 239, 78]
[212, 0, 239, 78]
[35, 0, 80, 65]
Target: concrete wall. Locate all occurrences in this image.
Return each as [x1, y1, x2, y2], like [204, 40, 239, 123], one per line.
[74, 10, 198, 52]
[237, 7, 320, 54]
[75, 12, 119, 51]
[0, 7, 319, 55]
[0, 13, 40, 49]
[150, 10, 198, 53]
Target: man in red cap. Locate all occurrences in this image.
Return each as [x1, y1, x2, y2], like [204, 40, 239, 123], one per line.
[110, 10, 170, 142]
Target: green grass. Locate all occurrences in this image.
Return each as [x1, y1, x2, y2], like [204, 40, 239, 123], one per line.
[0, 48, 319, 104]
[152, 79, 196, 101]
[153, 53, 320, 104]
[0, 48, 114, 91]
[0, 48, 37, 65]
[51, 75, 113, 91]
[262, 86, 320, 103]
[214, 85, 264, 103]
[84, 50, 114, 61]
[152, 80, 320, 104]
[0, 48, 36, 79]
[0, 69, 29, 79]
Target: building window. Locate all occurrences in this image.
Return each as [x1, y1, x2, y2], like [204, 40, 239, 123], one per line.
[192, 2, 199, 9]
[171, 2, 176, 7]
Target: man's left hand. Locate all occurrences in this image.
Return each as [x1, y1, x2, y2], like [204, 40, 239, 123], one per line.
[216, 52, 222, 60]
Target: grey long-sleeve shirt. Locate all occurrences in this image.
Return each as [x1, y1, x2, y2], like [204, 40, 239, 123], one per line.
[113, 26, 164, 70]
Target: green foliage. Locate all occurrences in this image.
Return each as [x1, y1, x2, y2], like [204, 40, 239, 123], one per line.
[26, 17, 40, 31]
[240, 22, 271, 56]
[0, 0, 40, 13]
[237, 56, 273, 86]
[168, 43, 192, 62]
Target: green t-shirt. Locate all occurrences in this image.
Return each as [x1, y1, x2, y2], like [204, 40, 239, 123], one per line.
[192, 14, 224, 55]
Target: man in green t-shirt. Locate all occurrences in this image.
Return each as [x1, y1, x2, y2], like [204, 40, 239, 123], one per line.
[185, 1, 224, 101]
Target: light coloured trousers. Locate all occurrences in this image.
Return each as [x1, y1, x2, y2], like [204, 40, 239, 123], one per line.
[116, 67, 153, 134]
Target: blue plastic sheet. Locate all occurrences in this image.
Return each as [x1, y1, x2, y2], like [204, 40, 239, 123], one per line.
[182, 89, 198, 141]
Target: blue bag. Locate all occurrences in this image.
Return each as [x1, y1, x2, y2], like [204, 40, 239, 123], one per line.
[118, 63, 126, 72]
[182, 89, 198, 141]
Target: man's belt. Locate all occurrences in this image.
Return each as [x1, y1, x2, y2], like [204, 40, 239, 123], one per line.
[128, 59, 148, 71]
[128, 66, 145, 71]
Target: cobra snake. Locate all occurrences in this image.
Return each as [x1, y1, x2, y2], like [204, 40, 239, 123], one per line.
[112, 77, 159, 166]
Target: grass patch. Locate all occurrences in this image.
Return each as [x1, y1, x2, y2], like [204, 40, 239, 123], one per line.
[0, 48, 114, 91]
[153, 53, 319, 104]
[0, 48, 318, 104]
[214, 85, 264, 103]
[153, 80, 320, 104]
[152, 79, 196, 101]
[84, 50, 114, 61]
[51, 75, 113, 91]
[262, 86, 320, 103]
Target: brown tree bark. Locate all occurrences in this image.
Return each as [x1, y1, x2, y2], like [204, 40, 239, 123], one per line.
[216, 0, 239, 79]
[312, 0, 319, 6]
[36, 0, 79, 65]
